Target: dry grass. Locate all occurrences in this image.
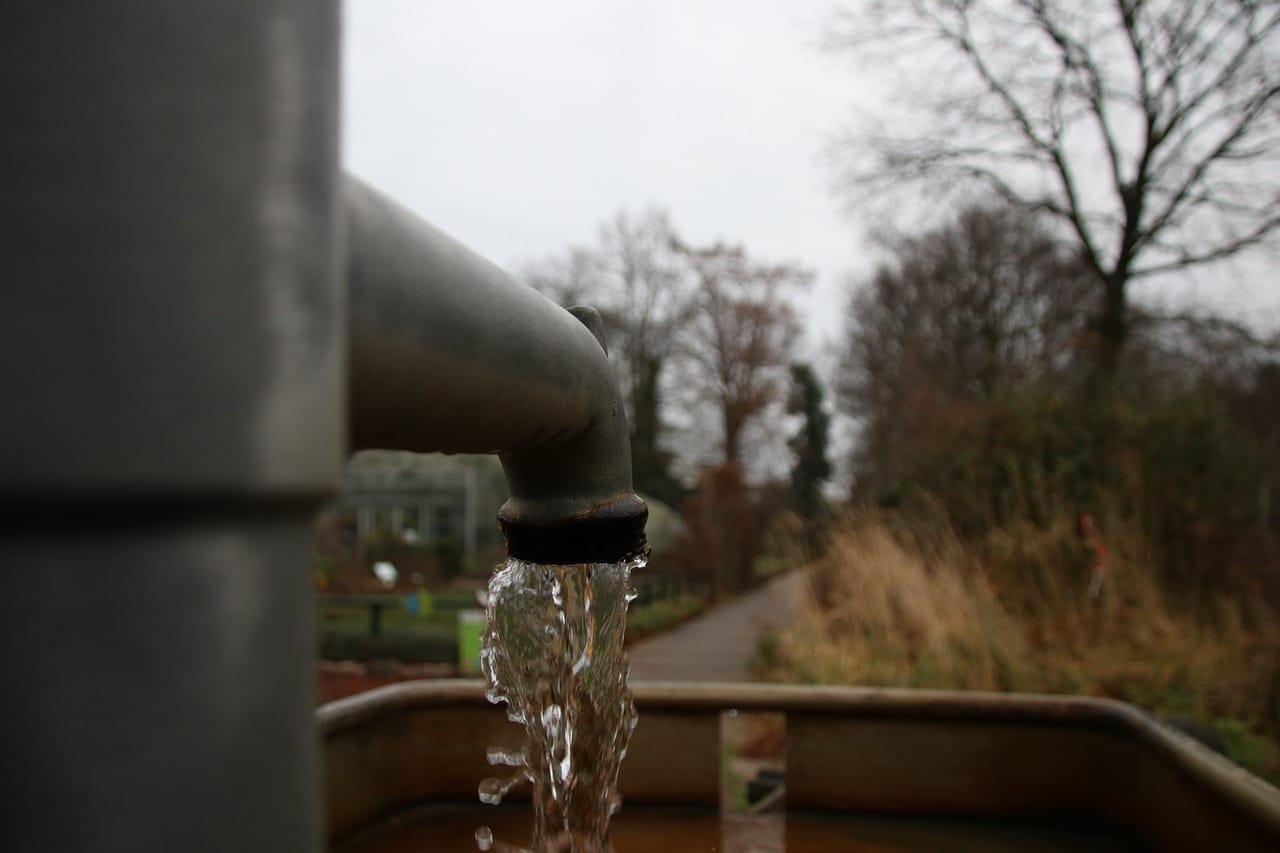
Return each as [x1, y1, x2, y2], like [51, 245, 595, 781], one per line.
[764, 515, 1031, 691]
[756, 513, 1280, 780]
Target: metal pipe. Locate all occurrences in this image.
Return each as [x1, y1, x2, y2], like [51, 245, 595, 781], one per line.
[1, 3, 341, 851]
[346, 178, 647, 564]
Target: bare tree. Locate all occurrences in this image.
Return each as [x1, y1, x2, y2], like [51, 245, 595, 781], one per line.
[827, 0, 1280, 375]
[678, 241, 810, 468]
[522, 246, 600, 309]
[844, 203, 1091, 404]
[595, 209, 692, 505]
[839, 202, 1092, 494]
[523, 209, 691, 505]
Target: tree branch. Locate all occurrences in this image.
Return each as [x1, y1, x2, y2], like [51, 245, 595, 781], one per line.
[1132, 209, 1280, 277]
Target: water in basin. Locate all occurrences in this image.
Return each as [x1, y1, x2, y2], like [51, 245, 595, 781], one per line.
[337, 802, 1144, 852]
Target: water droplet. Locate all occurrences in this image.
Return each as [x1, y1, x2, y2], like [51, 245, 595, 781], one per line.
[475, 825, 493, 850]
[486, 747, 524, 766]
[477, 777, 505, 805]
[478, 773, 526, 805]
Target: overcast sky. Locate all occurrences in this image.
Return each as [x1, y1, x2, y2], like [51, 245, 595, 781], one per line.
[342, 0, 1278, 366]
[342, 0, 868, 363]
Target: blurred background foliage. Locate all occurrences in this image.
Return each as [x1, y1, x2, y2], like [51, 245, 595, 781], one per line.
[320, 0, 1280, 782]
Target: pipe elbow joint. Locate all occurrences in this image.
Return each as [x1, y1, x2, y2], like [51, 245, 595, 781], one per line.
[497, 305, 648, 565]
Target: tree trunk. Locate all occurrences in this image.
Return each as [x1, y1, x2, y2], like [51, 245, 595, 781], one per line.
[1096, 276, 1128, 379]
[722, 405, 742, 468]
[630, 355, 662, 476]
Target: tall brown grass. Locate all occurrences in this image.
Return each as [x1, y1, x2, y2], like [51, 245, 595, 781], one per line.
[757, 513, 1280, 780]
[771, 518, 1029, 690]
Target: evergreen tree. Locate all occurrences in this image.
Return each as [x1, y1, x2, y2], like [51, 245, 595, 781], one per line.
[787, 363, 832, 518]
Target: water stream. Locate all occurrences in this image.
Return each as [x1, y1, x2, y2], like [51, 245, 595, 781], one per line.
[477, 555, 644, 852]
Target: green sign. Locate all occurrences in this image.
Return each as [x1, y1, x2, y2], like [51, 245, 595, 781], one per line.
[457, 609, 486, 674]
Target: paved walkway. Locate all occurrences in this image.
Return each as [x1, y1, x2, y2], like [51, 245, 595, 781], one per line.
[627, 570, 809, 682]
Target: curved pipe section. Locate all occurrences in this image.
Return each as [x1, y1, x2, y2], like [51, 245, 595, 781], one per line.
[346, 177, 646, 563]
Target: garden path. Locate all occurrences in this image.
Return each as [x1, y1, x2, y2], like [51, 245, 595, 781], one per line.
[627, 569, 809, 682]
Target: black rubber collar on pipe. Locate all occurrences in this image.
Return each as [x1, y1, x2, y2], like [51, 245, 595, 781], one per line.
[498, 493, 648, 565]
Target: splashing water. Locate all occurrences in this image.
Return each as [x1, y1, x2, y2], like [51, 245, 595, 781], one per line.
[478, 555, 643, 852]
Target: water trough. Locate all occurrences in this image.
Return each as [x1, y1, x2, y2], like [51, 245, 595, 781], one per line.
[320, 680, 1280, 852]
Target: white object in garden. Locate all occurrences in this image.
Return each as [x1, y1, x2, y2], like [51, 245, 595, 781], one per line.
[372, 561, 398, 588]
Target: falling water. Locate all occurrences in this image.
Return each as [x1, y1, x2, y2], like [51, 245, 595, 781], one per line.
[477, 555, 644, 852]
